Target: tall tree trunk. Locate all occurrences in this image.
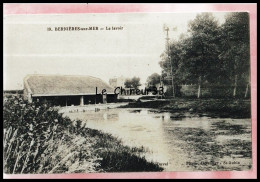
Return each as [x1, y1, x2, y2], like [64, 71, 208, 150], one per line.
[197, 76, 202, 99]
[244, 83, 249, 98]
[233, 74, 238, 97]
[174, 84, 181, 97]
[172, 77, 175, 98]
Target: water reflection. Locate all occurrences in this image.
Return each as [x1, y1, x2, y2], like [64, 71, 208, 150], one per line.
[64, 108, 252, 171]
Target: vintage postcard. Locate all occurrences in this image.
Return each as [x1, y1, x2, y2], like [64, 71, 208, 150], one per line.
[3, 3, 257, 179]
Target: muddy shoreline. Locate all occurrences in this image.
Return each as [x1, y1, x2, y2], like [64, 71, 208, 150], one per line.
[118, 98, 251, 119]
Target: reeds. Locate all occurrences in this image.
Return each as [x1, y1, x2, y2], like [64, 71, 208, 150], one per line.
[3, 95, 98, 174]
[3, 95, 163, 173]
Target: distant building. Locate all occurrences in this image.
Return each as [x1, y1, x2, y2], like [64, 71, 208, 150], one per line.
[23, 74, 117, 106]
[109, 76, 126, 88]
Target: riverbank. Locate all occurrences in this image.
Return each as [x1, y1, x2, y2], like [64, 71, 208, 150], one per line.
[119, 98, 251, 118]
[3, 95, 163, 173]
[71, 125, 164, 172]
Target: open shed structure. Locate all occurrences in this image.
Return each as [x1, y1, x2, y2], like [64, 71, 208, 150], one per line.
[23, 74, 117, 106]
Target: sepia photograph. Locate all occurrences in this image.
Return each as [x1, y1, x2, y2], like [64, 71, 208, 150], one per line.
[3, 3, 257, 179]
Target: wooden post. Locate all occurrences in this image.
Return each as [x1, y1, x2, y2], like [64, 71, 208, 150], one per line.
[80, 96, 84, 106]
[244, 83, 249, 98]
[197, 76, 201, 99]
[28, 94, 32, 103]
[233, 74, 238, 97]
[102, 94, 107, 104]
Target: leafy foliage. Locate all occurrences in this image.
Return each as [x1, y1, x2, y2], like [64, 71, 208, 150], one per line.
[182, 13, 222, 84]
[124, 76, 141, 89]
[158, 12, 250, 98]
[146, 73, 161, 86]
[3, 95, 163, 174]
[3, 95, 98, 174]
[219, 12, 250, 86]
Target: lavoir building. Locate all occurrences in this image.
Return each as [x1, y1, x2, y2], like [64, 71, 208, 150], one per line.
[23, 74, 117, 106]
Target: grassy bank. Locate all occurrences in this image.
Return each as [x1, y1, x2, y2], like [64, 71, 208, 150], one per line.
[119, 98, 251, 118]
[3, 95, 163, 174]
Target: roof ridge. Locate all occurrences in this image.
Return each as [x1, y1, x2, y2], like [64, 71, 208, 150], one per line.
[24, 74, 114, 95]
[25, 74, 101, 80]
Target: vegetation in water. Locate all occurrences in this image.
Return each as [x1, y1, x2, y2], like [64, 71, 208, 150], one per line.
[120, 98, 250, 119]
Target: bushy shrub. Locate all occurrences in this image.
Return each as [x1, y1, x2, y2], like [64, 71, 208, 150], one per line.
[3, 95, 99, 174]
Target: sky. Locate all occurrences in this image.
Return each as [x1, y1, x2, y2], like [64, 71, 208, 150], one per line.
[4, 12, 228, 90]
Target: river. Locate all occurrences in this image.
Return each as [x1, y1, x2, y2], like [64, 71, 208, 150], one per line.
[64, 108, 252, 172]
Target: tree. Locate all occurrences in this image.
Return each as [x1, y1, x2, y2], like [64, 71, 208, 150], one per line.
[146, 73, 161, 86]
[159, 38, 188, 97]
[219, 12, 250, 97]
[131, 77, 141, 89]
[124, 77, 141, 89]
[183, 13, 221, 98]
[124, 79, 132, 88]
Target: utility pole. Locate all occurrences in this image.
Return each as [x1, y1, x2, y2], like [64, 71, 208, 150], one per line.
[164, 25, 175, 97]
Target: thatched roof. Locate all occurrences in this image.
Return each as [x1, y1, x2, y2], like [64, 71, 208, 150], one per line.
[24, 74, 115, 96]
